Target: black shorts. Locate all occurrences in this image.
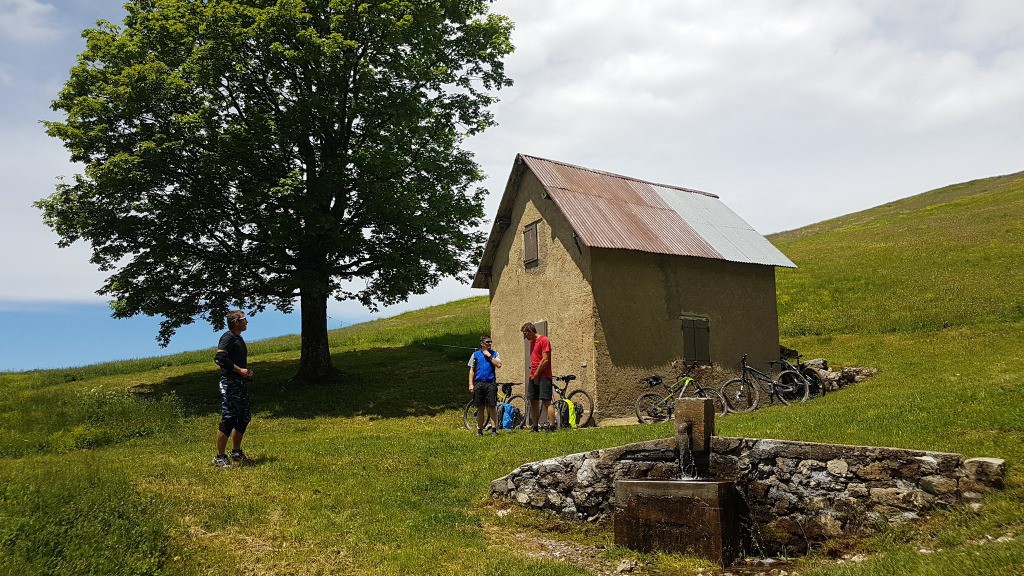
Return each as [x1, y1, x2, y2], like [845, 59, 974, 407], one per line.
[473, 381, 497, 407]
[527, 377, 553, 401]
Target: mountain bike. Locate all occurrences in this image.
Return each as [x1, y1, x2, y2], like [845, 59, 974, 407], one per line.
[463, 382, 527, 430]
[635, 361, 728, 423]
[779, 353, 822, 400]
[720, 354, 802, 412]
[547, 375, 594, 429]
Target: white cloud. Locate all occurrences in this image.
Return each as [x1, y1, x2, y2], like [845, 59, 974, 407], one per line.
[4, 0, 1024, 305]
[0, 0, 59, 43]
[478, 0, 1024, 233]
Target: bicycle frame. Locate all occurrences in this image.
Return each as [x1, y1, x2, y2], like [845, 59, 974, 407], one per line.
[496, 383, 515, 403]
[551, 380, 570, 400]
[658, 362, 701, 397]
[742, 357, 796, 401]
[742, 363, 776, 394]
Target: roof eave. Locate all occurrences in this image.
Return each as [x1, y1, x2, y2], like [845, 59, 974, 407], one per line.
[471, 154, 531, 289]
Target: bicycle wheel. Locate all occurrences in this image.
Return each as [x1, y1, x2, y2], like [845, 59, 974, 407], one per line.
[635, 392, 672, 423]
[507, 394, 528, 429]
[802, 367, 825, 397]
[777, 370, 809, 403]
[721, 378, 759, 412]
[695, 388, 729, 417]
[568, 390, 594, 428]
[463, 401, 491, 430]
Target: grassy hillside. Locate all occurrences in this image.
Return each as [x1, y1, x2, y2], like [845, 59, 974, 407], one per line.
[3, 172, 1024, 574]
[773, 171, 1024, 336]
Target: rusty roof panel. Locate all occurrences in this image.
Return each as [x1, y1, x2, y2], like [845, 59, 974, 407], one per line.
[526, 156, 657, 204]
[551, 189, 723, 258]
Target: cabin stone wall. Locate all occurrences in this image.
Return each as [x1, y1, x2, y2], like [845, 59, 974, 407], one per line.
[487, 170, 598, 409]
[590, 251, 780, 418]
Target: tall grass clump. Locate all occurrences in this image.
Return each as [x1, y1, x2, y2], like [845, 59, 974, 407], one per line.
[0, 460, 171, 575]
[0, 388, 183, 457]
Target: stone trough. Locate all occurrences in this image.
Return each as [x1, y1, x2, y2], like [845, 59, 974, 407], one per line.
[490, 399, 1005, 562]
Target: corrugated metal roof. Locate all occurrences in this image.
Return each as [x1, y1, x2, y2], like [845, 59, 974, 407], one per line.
[651, 185, 797, 268]
[522, 156, 794, 268]
[472, 154, 795, 288]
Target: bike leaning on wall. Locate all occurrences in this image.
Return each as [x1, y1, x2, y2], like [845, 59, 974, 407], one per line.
[547, 375, 594, 429]
[721, 354, 803, 412]
[635, 361, 728, 423]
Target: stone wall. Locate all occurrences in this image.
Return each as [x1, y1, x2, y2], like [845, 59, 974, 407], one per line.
[490, 437, 1005, 552]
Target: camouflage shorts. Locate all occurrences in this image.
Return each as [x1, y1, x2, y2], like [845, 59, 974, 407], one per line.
[219, 376, 251, 424]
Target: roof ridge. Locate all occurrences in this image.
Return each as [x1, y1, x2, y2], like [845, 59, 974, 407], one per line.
[518, 153, 719, 199]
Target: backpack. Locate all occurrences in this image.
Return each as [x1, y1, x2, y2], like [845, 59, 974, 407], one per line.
[511, 406, 524, 429]
[499, 402, 515, 429]
[558, 399, 577, 429]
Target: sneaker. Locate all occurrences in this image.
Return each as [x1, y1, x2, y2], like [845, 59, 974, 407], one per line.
[476, 429, 484, 436]
[212, 454, 231, 468]
[230, 449, 249, 463]
[490, 429, 498, 436]
[530, 425, 539, 433]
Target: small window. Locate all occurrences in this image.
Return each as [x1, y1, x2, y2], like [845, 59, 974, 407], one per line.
[523, 222, 539, 264]
[681, 316, 710, 365]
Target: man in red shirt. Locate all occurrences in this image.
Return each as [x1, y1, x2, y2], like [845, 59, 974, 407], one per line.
[522, 322, 556, 432]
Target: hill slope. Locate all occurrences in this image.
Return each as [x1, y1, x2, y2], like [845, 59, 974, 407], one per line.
[3, 172, 1024, 575]
[771, 170, 1024, 336]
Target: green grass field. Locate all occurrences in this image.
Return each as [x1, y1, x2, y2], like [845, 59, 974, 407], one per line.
[2, 171, 1024, 575]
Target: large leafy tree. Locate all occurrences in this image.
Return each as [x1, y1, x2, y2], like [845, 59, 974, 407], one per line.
[39, 0, 513, 380]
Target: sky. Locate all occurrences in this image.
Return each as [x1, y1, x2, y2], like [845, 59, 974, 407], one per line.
[2, 0, 1024, 370]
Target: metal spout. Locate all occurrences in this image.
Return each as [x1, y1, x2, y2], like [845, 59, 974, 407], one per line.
[674, 398, 714, 478]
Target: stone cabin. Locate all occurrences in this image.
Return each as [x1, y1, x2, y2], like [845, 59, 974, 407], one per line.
[472, 155, 795, 421]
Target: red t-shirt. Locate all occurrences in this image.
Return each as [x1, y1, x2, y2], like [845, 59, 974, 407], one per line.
[530, 335, 552, 379]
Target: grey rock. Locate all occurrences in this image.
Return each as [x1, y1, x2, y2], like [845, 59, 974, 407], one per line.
[919, 475, 957, 495]
[964, 457, 1006, 489]
[798, 459, 825, 474]
[827, 459, 850, 477]
[576, 459, 600, 487]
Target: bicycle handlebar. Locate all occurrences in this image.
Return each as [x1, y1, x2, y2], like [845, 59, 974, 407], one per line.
[641, 375, 664, 387]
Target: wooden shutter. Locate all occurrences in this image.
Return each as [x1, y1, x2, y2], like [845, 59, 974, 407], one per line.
[523, 222, 538, 264]
[682, 317, 710, 364]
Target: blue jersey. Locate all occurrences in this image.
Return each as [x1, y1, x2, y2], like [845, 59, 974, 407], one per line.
[468, 349, 500, 382]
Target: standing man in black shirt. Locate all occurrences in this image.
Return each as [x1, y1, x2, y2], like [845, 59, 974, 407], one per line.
[213, 310, 254, 467]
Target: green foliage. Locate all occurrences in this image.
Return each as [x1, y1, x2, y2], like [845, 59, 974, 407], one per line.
[37, 0, 514, 379]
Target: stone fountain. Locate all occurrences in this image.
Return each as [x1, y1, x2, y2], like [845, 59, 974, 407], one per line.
[613, 398, 751, 565]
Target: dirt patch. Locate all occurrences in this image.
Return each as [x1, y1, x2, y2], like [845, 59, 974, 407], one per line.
[482, 521, 811, 575]
[482, 521, 646, 575]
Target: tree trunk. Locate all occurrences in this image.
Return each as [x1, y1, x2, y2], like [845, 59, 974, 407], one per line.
[296, 290, 336, 382]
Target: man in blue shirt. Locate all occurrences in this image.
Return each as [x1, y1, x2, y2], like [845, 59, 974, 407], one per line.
[468, 335, 502, 435]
